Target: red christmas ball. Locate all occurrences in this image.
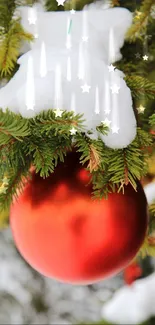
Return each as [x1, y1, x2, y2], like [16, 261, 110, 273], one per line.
[10, 151, 148, 284]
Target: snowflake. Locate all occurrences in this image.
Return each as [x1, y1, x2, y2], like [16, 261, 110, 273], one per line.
[150, 5, 155, 19]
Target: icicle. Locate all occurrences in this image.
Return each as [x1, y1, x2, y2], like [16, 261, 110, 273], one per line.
[40, 42, 47, 78]
[82, 9, 89, 41]
[95, 86, 100, 114]
[55, 64, 63, 109]
[70, 93, 76, 112]
[66, 18, 72, 49]
[28, 7, 37, 25]
[108, 28, 116, 64]
[104, 80, 111, 115]
[67, 57, 72, 81]
[111, 93, 119, 134]
[25, 55, 35, 111]
[78, 42, 85, 80]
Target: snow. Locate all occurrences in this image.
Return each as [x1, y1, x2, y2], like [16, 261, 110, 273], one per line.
[101, 272, 155, 324]
[144, 182, 155, 205]
[0, 4, 137, 149]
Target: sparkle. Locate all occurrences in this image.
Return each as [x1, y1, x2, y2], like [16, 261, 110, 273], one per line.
[82, 36, 89, 42]
[81, 83, 91, 93]
[101, 118, 111, 127]
[137, 105, 146, 114]
[135, 52, 141, 59]
[108, 64, 115, 72]
[110, 84, 120, 94]
[56, 0, 65, 5]
[104, 108, 111, 115]
[143, 55, 149, 61]
[70, 127, 77, 135]
[135, 11, 142, 19]
[28, 16, 37, 25]
[111, 125, 119, 134]
[0, 185, 7, 194]
[2, 177, 9, 185]
[70, 9, 76, 14]
[28, 8, 37, 25]
[54, 108, 63, 117]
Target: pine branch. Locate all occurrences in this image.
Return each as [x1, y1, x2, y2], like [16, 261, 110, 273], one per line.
[110, 0, 120, 7]
[0, 107, 152, 209]
[148, 202, 155, 234]
[0, 20, 33, 76]
[0, 158, 32, 211]
[0, 108, 30, 145]
[0, 0, 16, 31]
[64, 0, 94, 11]
[125, 76, 155, 100]
[25, 136, 72, 178]
[126, 0, 154, 42]
[29, 109, 85, 137]
[138, 236, 155, 258]
[149, 114, 155, 128]
[45, 0, 64, 11]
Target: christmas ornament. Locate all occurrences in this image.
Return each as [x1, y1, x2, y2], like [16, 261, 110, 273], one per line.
[123, 262, 142, 285]
[10, 151, 148, 284]
[0, 6, 137, 149]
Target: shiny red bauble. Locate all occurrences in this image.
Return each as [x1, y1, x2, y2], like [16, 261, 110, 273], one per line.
[10, 151, 148, 284]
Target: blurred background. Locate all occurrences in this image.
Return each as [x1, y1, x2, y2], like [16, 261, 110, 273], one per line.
[0, 227, 154, 324]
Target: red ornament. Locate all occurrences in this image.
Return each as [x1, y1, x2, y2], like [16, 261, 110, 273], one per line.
[123, 262, 142, 285]
[10, 151, 148, 284]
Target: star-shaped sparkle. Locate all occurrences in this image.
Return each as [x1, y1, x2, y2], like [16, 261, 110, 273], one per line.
[54, 108, 63, 117]
[70, 127, 77, 135]
[110, 84, 120, 94]
[70, 9, 76, 14]
[137, 105, 146, 114]
[28, 17, 37, 25]
[82, 36, 89, 42]
[104, 108, 111, 115]
[135, 11, 142, 19]
[0, 184, 7, 194]
[56, 0, 65, 6]
[143, 55, 149, 61]
[111, 125, 119, 134]
[135, 53, 141, 59]
[101, 118, 111, 127]
[2, 177, 9, 185]
[108, 64, 115, 72]
[81, 83, 91, 93]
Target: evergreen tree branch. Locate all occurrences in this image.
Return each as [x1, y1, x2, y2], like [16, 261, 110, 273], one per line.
[126, 0, 154, 42]
[125, 76, 155, 100]
[0, 108, 30, 144]
[0, 107, 152, 210]
[0, 20, 33, 76]
[110, 0, 120, 7]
